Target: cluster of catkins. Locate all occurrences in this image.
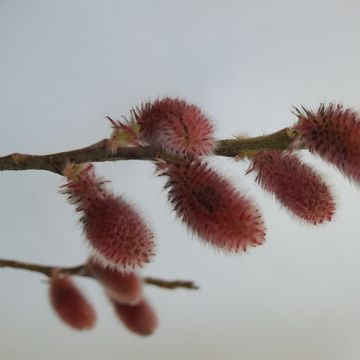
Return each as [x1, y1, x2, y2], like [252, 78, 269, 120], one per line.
[49, 98, 360, 334]
[49, 261, 157, 335]
[51, 163, 157, 335]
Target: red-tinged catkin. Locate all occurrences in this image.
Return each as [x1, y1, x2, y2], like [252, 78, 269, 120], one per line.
[62, 163, 155, 272]
[83, 194, 155, 271]
[62, 163, 107, 211]
[112, 297, 158, 336]
[87, 258, 143, 305]
[294, 103, 360, 184]
[133, 97, 215, 158]
[158, 160, 265, 252]
[248, 151, 335, 224]
[49, 271, 96, 331]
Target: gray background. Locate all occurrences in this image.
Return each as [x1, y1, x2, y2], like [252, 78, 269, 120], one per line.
[1, 1, 360, 359]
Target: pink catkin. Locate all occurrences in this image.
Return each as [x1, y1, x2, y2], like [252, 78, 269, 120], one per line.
[87, 258, 143, 305]
[249, 151, 335, 224]
[133, 97, 215, 158]
[49, 272, 96, 331]
[112, 297, 158, 336]
[83, 195, 155, 271]
[62, 163, 155, 272]
[294, 103, 360, 185]
[159, 160, 265, 252]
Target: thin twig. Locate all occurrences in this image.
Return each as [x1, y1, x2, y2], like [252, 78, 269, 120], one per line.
[0, 258, 199, 290]
[0, 128, 298, 174]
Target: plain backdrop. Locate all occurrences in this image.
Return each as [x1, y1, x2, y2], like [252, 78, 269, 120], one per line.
[1, 1, 360, 359]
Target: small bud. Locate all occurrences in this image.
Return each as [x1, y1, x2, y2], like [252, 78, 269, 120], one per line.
[107, 116, 141, 151]
[158, 160, 265, 252]
[112, 297, 158, 336]
[248, 151, 335, 224]
[87, 258, 142, 305]
[49, 271, 96, 331]
[133, 97, 215, 158]
[61, 163, 155, 272]
[293, 103, 360, 184]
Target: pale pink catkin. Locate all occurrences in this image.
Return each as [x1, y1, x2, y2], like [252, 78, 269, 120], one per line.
[159, 160, 266, 252]
[133, 97, 215, 158]
[249, 151, 335, 224]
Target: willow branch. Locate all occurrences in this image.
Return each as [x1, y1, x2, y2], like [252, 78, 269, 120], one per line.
[0, 128, 298, 175]
[0, 258, 199, 290]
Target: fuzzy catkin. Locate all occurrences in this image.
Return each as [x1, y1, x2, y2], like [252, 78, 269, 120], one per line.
[83, 194, 155, 271]
[294, 103, 360, 185]
[133, 97, 215, 158]
[159, 160, 265, 252]
[249, 151, 335, 224]
[62, 163, 155, 272]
